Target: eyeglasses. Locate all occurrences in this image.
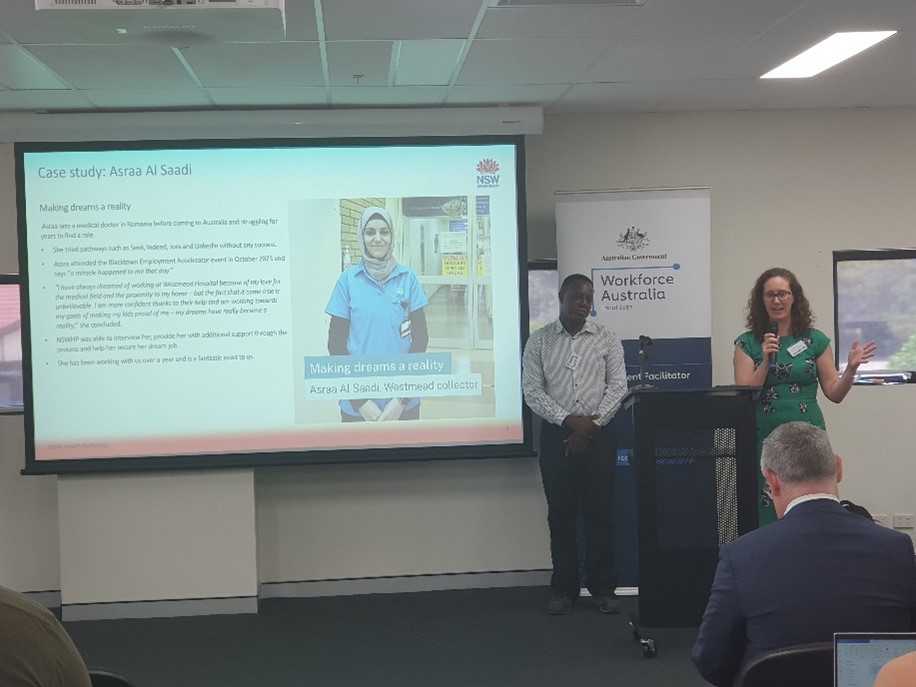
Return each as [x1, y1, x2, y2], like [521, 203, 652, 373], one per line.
[762, 290, 792, 303]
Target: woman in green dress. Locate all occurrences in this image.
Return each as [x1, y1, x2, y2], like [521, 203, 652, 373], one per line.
[733, 267, 876, 524]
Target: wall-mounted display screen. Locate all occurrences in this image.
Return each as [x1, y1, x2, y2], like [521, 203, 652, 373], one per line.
[16, 137, 530, 473]
[834, 248, 916, 382]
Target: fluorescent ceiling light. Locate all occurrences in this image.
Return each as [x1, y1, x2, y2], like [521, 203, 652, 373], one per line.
[761, 31, 896, 79]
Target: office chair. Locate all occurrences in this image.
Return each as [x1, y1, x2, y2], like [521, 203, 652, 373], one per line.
[87, 667, 137, 687]
[734, 642, 833, 687]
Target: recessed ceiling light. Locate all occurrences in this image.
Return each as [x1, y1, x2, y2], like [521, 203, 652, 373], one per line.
[761, 31, 896, 79]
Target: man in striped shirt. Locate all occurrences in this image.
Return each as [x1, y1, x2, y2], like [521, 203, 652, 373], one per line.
[522, 273, 628, 615]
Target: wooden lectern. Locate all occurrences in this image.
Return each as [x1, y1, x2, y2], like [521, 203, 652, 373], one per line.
[623, 387, 758, 627]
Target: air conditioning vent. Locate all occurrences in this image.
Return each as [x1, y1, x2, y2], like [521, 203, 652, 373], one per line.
[47, 0, 102, 5]
[36, 0, 284, 10]
[34, 0, 286, 43]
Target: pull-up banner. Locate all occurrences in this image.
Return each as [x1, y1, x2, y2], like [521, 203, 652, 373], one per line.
[555, 187, 711, 589]
[556, 187, 711, 388]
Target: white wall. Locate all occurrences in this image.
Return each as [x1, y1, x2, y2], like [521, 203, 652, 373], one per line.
[58, 471, 257, 611]
[0, 144, 63, 593]
[256, 458, 549, 584]
[0, 109, 913, 598]
[0, 415, 60, 592]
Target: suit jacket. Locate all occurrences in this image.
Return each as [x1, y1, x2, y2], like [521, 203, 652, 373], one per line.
[691, 498, 916, 687]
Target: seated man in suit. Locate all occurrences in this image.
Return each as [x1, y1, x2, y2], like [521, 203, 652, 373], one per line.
[0, 584, 92, 687]
[691, 422, 916, 687]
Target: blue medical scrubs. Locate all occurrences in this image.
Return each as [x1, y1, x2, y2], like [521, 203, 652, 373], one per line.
[325, 262, 429, 417]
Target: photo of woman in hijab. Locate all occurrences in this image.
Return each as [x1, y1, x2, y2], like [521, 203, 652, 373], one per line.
[325, 205, 429, 422]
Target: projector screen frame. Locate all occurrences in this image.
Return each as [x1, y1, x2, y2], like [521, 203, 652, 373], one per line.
[16, 134, 534, 474]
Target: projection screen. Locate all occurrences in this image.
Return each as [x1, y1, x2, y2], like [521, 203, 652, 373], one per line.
[16, 136, 531, 473]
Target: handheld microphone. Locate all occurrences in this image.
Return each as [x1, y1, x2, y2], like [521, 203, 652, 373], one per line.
[768, 321, 779, 367]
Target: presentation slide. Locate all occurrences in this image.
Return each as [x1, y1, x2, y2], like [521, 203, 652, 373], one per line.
[17, 138, 528, 472]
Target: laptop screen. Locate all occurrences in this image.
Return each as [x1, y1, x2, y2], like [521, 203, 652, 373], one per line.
[834, 633, 916, 687]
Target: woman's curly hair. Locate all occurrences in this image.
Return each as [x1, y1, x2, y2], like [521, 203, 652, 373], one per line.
[744, 267, 814, 340]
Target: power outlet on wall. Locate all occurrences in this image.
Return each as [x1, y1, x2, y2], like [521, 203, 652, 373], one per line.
[892, 513, 914, 529]
[872, 513, 891, 527]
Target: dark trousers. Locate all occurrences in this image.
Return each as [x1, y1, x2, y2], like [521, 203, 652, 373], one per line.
[539, 420, 617, 598]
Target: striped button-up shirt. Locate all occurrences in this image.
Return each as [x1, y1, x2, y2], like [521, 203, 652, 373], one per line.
[522, 318, 627, 427]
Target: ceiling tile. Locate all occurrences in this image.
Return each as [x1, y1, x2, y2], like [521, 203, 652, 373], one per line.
[553, 80, 682, 113]
[283, 0, 321, 41]
[768, 0, 916, 34]
[15, 2, 287, 45]
[862, 75, 916, 106]
[702, 32, 828, 79]
[652, 79, 772, 112]
[82, 88, 213, 110]
[757, 73, 907, 109]
[207, 87, 330, 107]
[626, 0, 810, 36]
[584, 34, 747, 82]
[329, 85, 449, 107]
[26, 45, 196, 89]
[477, 5, 641, 39]
[447, 83, 568, 107]
[0, 44, 69, 89]
[394, 40, 466, 86]
[321, 0, 483, 41]
[714, 30, 910, 81]
[494, 0, 644, 5]
[458, 37, 611, 85]
[327, 41, 392, 87]
[1, 0, 916, 116]
[180, 42, 324, 88]
[818, 30, 915, 77]
[0, 89, 92, 112]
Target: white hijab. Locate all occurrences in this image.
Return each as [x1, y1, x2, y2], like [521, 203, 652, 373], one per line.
[357, 206, 397, 283]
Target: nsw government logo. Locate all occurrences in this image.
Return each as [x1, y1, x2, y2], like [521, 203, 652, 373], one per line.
[616, 226, 650, 252]
[476, 158, 500, 188]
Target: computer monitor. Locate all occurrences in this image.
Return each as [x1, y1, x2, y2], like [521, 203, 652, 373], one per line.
[834, 632, 916, 687]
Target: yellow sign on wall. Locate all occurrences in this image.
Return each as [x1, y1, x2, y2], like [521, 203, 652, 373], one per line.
[442, 255, 469, 276]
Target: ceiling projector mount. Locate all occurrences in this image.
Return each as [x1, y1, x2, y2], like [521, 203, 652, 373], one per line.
[34, 0, 286, 44]
[36, 0, 283, 8]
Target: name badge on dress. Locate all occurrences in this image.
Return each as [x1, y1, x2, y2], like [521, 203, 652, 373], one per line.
[787, 340, 808, 357]
[566, 353, 580, 370]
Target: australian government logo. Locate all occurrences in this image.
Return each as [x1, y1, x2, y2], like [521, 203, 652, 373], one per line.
[476, 158, 500, 188]
[603, 225, 667, 262]
[597, 224, 676, 311]
[617, 226, 650, 251]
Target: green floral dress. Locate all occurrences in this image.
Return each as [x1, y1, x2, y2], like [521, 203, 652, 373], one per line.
[735, 328, 830, 523]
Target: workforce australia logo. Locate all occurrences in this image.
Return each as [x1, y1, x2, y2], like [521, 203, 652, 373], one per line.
[616, 226, 650, 251]
[476, 158, 500, 188]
